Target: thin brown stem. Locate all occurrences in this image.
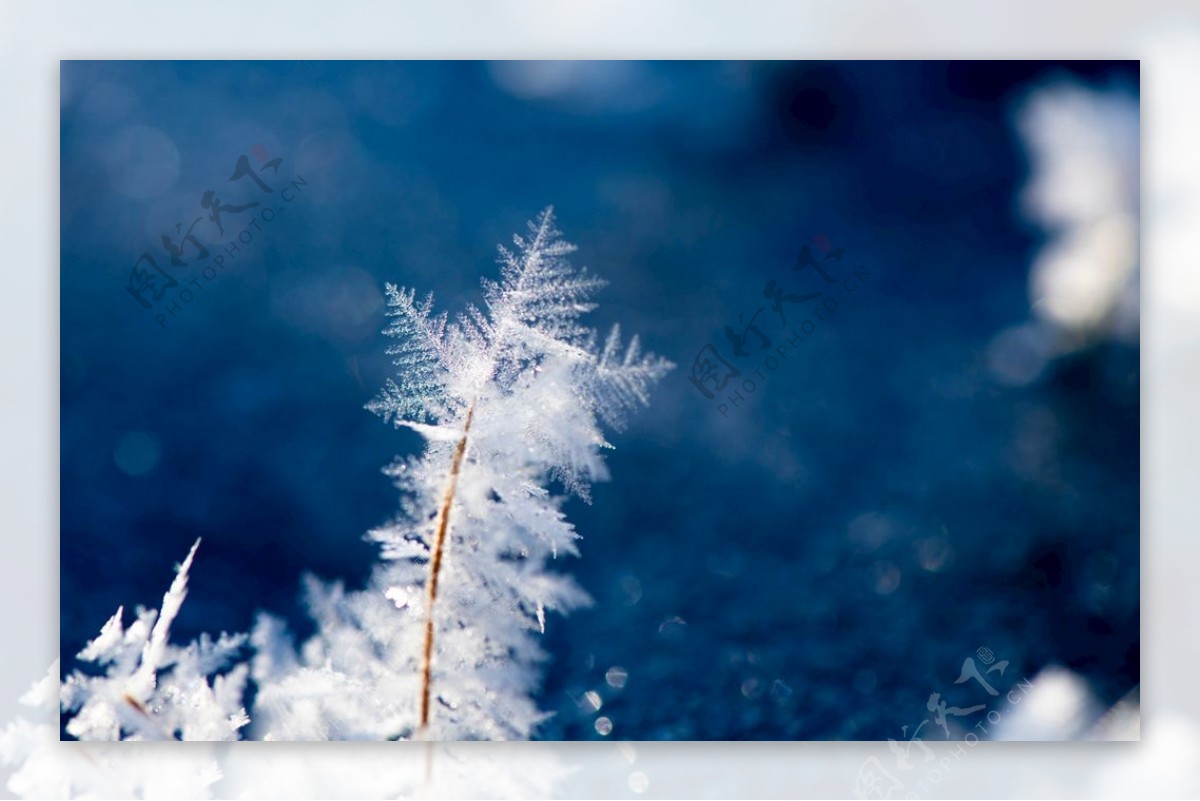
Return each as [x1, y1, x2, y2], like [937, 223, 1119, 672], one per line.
[418, 401, 476, 733]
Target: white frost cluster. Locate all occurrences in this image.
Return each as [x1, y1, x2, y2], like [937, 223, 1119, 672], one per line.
[0, 660, 224, 799]
[59, 540, 250, 742]
[987, 80, 1139, 387]
[0, 208, 669, 793]
[253, 207, 672, 740]
[1019, 80, 1140, 342]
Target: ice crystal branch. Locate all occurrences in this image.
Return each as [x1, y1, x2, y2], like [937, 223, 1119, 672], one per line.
[364, 286, 458, 425]
[254, 207, 672, 740]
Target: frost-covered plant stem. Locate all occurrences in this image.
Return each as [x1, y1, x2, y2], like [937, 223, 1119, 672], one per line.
[419, 399, 475, 731]
[249, 206, 672, 741]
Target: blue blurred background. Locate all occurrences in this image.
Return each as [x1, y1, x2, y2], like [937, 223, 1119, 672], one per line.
[60, 61, 1138, 740]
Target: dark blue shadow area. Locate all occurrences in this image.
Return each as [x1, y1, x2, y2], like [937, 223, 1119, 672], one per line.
[60, 60, 1139, 740]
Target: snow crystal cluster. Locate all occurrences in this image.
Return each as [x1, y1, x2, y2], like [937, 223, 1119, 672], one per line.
[2, 208, 670, 794]
[59, 541, 250, 743]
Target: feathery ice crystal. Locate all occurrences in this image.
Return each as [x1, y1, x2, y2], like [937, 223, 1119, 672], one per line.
[252, 207, 672, 740]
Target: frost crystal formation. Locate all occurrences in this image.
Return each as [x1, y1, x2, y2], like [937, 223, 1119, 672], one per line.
[16, 208, 669, 754]
[59, 540, 250, 742]
[253, 207, 672, 740]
